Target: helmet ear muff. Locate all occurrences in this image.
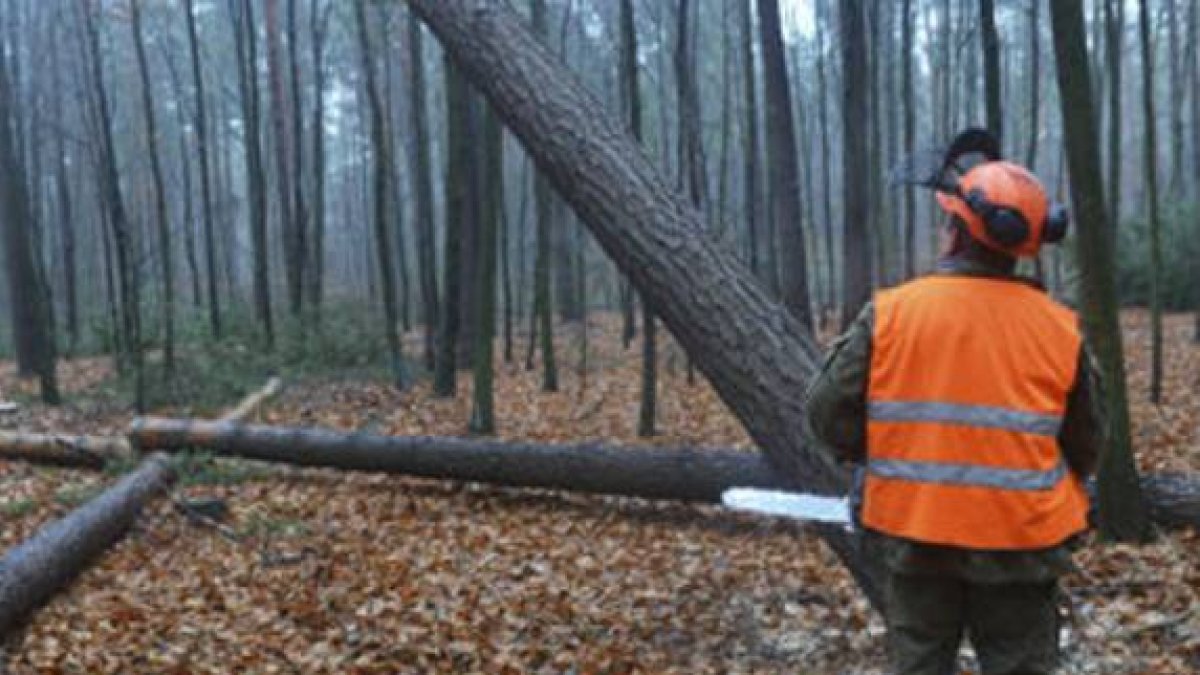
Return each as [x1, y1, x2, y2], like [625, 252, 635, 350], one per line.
[1042, 203, 1070, 244]
[964, 187, 1030, 249]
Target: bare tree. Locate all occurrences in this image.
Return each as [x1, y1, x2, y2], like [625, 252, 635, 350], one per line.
[184, 0, 222, 339]
[839, 0, 870, 328]
[0, 12, 57, 403]
[1049, 0, 1152, 542]
[130, 0, 175, 377]
[354, 0, 407, 390]
[229, 0, 274, 347]
[757, 0, 812, 329]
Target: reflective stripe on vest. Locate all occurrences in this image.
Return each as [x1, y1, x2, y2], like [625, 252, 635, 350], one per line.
[868, 401, 1063, 437]
[867, 456, 1067, 491]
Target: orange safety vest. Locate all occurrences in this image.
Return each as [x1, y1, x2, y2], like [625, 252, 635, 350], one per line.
[863, 275, 1090, 550]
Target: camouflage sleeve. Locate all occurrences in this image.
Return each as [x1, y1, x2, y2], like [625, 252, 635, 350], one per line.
[1059, 344, 1106, 478]
[804, 303, 874, 465]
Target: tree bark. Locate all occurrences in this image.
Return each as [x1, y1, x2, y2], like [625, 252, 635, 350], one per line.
[265, 0, 301, 317]
[530, 0, 559, 393]
[979, 0, 1002, 142]
[131, 0, 175, 377]
[1026, 0, 1042, 169]
[184, 0, 222, 340]
[286, 0, 309, 321]
[0, 455, 175, 638]
[403, 0, 867, 601]
[739, 0, 761, 277]
[839, 1, 871, 329]
[434, 61, 468, 396]
[0, 26, 57, 404]
[1138, 0, 1164, 406]
[230, 0, 274, 348]
[307, 0, 332, 314]
[618, 0, 655, 437]
[470, 109, 502, 435]
[901, 0, 916, 281]
[354, 0, 407, 390]
[408, 13, 440, 372]
[1104, 0, 1123, 226]
[757, 0, 812, 329]
[1049, 0, 1152, 543]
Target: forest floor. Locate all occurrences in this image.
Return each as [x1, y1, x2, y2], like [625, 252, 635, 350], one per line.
[0, 312, 1197, 674]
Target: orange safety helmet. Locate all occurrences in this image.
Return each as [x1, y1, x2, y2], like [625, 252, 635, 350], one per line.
[935, 161, 1066, 258]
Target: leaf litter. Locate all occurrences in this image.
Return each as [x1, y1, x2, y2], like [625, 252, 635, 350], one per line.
[0, 312, 1196, 673]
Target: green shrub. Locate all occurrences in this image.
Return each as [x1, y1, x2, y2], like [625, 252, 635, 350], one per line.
[1115, 202, 1200, 312]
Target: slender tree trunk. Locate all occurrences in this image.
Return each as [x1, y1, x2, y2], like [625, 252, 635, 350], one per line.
[470, 109, 502, 434]
[49, 37, 77, 354]
[355, 0, 406, 390]
[79, 0, 141, 409]
[1166, 0, 1184, 196]
[1026, 0, 1042, 169]
[409, 13, 440, 371]
[131, 0, 175, 378]
[308, 0, 331, 315]
[739, 0, 761, 277]
[1104, 0, 1123, 226]
[185, 0, 222, 340]
[980, 0, 1002, 141]
[501, 181, 514, 365]
[839, 1, 871, 329]
[265, 0, 301, 318]
[816, 7, 836, 313]
[757, 0, 812, 329]
[435, 61, 468, 397]
[1137, 0, 1164, 404]
[1191, 0, 1200, 342]
[901, 0, 916, 280]
[287, 0, 309, 322]
[531, 0, 558, 393]
[1049, 0, 1152, 543]
[618, 0, 655, 436]
[0, 29, 57, 403]
[230, 0, 274, 347]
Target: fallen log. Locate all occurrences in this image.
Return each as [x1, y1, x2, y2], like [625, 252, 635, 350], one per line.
[131, 418, 790, 502]
[219, 377, 283, 423]
[0, 454, 176, 638]
[0, 431, 130, 469]
[130, 418, 1200, 530]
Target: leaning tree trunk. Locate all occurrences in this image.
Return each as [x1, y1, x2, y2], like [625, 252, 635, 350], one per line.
[402, 0, 869, 603]
[0, 454, 176, 638]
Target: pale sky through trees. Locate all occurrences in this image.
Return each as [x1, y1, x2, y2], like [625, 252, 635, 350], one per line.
[780, 0, 817, 38]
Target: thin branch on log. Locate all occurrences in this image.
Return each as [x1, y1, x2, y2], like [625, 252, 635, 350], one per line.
[0, 454, 176, 638]
[0, 431, 130, 469]
[219, 377, 283, 423]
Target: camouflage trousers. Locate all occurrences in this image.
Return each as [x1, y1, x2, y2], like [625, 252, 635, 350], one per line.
[884, 571, 1061, 675]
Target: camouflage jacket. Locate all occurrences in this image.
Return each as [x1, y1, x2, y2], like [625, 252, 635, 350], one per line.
[805, 261, 1105, 583]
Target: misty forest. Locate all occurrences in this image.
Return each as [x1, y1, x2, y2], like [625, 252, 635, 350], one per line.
[0, 0, 1198, 672]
